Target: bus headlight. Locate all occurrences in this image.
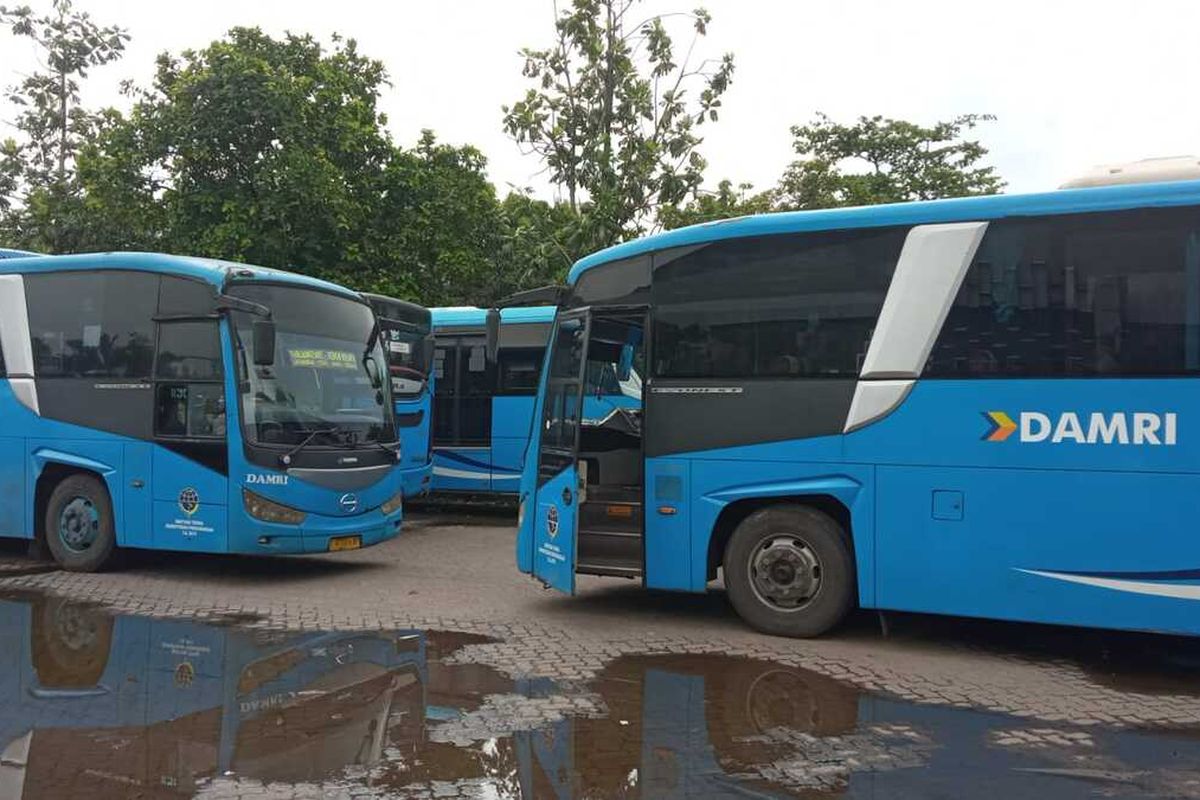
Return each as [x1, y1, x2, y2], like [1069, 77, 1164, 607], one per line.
[380, 490, 404, 516]
[243, 489, 307, 525]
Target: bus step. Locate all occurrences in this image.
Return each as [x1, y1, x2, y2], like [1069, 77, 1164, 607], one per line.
[577, 558, 643, 579]
[579, 527, 642, 565]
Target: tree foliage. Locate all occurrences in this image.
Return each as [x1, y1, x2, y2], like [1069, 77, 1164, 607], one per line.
[776, 113, 1004, 209]
[504, 0, 734, 247]
[658, 178, 771, 229]
[0, 0, 127, 249]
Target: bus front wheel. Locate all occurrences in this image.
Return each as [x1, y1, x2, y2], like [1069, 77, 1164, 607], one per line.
[44, 474, 117, 572]
[723, 505, 854, 638]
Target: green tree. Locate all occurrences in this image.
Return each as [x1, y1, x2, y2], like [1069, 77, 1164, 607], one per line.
[503, 0, 734, 247]
[367, 131, 508, 306]
[0, 0, 128, 249]
[98, 28, 394, 275]
[776, 113, 1004, 210]
[658, 178, 772, 229]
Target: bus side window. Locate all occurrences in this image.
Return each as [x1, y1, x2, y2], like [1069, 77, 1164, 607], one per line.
[154, 320, 225, 438]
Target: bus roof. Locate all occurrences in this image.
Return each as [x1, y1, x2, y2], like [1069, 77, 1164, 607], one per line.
[0, 251, 363, 300]
[568, 178, 1200, 284]
[362, 293, 432, 327]
[430, 305, 556, 328]
[0, 247, 40, 259]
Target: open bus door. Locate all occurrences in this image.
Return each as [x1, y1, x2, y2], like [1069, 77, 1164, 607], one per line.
[530, 309, 590, 593]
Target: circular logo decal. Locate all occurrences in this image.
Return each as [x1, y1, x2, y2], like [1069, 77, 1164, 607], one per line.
[339, 493, 359, 514]
[174, 661, 195, 688]
[178, 488, 200, 516]
[547, 505, 559, 538]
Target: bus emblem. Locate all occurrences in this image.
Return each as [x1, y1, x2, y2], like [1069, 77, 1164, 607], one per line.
[178, 488, 200, 516]
[547, 506, 559, 538]
[339, 493, 359, 514]
[981, 411, 1018, 442]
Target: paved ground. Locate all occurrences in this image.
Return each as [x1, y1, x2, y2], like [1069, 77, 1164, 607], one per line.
[2, 507, 1199, 736]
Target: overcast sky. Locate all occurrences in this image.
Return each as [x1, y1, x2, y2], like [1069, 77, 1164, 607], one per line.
[2, 0, 1197, 200]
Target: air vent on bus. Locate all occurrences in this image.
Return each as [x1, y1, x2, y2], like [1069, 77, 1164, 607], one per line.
[1059, 156, 1200, 189]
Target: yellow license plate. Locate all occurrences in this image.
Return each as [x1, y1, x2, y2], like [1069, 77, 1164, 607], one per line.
[328, 535, 362, 552]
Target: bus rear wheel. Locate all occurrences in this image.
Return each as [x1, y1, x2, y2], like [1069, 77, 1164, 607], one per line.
[44, 474, 117, 572]
[723, 505, 854, 638]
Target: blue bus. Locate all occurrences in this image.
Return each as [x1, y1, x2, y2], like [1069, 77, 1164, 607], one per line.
[517, 170, 1200, 638]
[363, 294, 435, 499]
[430, 306, 641, 495]
[0, 252, 405, 571]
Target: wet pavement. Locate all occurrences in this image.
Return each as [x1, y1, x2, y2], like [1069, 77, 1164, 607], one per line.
[2, 590, 1200, 798]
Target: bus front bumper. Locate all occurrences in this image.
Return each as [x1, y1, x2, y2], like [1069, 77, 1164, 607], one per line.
[237, 507, 404, 555]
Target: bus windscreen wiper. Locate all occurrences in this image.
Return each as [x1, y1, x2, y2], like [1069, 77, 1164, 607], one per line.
[279, 426, 343, 466]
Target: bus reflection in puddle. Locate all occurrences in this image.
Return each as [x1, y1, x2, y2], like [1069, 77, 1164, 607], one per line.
[1, 591, 1199, 799]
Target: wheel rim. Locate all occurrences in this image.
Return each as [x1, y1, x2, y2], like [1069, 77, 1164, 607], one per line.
[748, 534, 822, 612]
[58, 496, 100, 554]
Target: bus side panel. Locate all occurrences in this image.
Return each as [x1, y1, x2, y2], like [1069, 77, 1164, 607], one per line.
[152, 447, 228, 553]
[875, 465, 1200, 634]
[432, 447, 494, 493]
[0, 433, 24, 538]
[853, 378, 1200, 635]
[121, 444, 153, 547]
[491, 396, 537, 495]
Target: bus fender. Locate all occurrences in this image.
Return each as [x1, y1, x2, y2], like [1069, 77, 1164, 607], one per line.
[696, 474, 873, 604]
[29, 447, 121, 542]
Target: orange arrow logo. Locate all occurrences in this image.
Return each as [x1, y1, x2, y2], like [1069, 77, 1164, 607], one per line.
[983, 411, 1017, 441]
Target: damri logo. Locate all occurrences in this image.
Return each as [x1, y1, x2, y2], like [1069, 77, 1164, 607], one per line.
[983, 410, 1177, 445]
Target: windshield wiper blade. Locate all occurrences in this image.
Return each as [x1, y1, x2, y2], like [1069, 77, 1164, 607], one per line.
[279, 426, 342, 466]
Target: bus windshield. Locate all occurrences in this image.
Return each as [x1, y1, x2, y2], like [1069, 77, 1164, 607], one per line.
[383, 323, 430, 397]
[228, 284, 395, 447]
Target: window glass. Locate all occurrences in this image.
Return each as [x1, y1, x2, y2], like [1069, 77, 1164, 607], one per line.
[651, 228, 907, 379]
[926, 207, 1200, 377]
[549, 317, 586, 379]
[541, 382, 580, 451]
[156, 322, 223, 380]
[158, 276, 216, 316]
[155, 383, 226, 438]
[497, 347, 543, 394]
[27, 271, 158, 378]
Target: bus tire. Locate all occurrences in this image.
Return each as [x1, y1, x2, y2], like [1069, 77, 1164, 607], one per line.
[723, 505, 854, 638]
[44, 474, 117, 572]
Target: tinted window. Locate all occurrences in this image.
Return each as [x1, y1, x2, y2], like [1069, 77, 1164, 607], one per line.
[156, 322, 223, 380]
[155, 383, 225, 438]
[27, 271, 158, 378]
[432, 338, 492, 446]
[926, 207, 1200, 377]
[158, 276, 216, 316]
[651, 228, 907, 379]
[549, 317, 586, 379]
[497, 347, 543, 394]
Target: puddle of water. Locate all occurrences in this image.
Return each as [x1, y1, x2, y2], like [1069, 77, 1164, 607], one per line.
[1, 590, 1199, 799]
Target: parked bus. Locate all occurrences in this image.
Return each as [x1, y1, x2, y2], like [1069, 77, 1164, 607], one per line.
[0, 252, 405, 571]
[517, 167, 1200, 638]
[429, 306, 640, 495]
[363, 294, 435, 499]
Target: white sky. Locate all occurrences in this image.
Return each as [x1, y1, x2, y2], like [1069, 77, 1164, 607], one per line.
[1, 0, 1197, 200]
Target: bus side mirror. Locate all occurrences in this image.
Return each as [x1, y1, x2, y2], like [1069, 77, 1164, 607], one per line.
[617, 343, 634, 382]
[423, 334, 436, 370]
[485, 308, 500, 365]
[252, 319, 277, 366]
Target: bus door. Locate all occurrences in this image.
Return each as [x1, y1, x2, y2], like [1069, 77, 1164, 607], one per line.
[531, 310, 590, 593]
